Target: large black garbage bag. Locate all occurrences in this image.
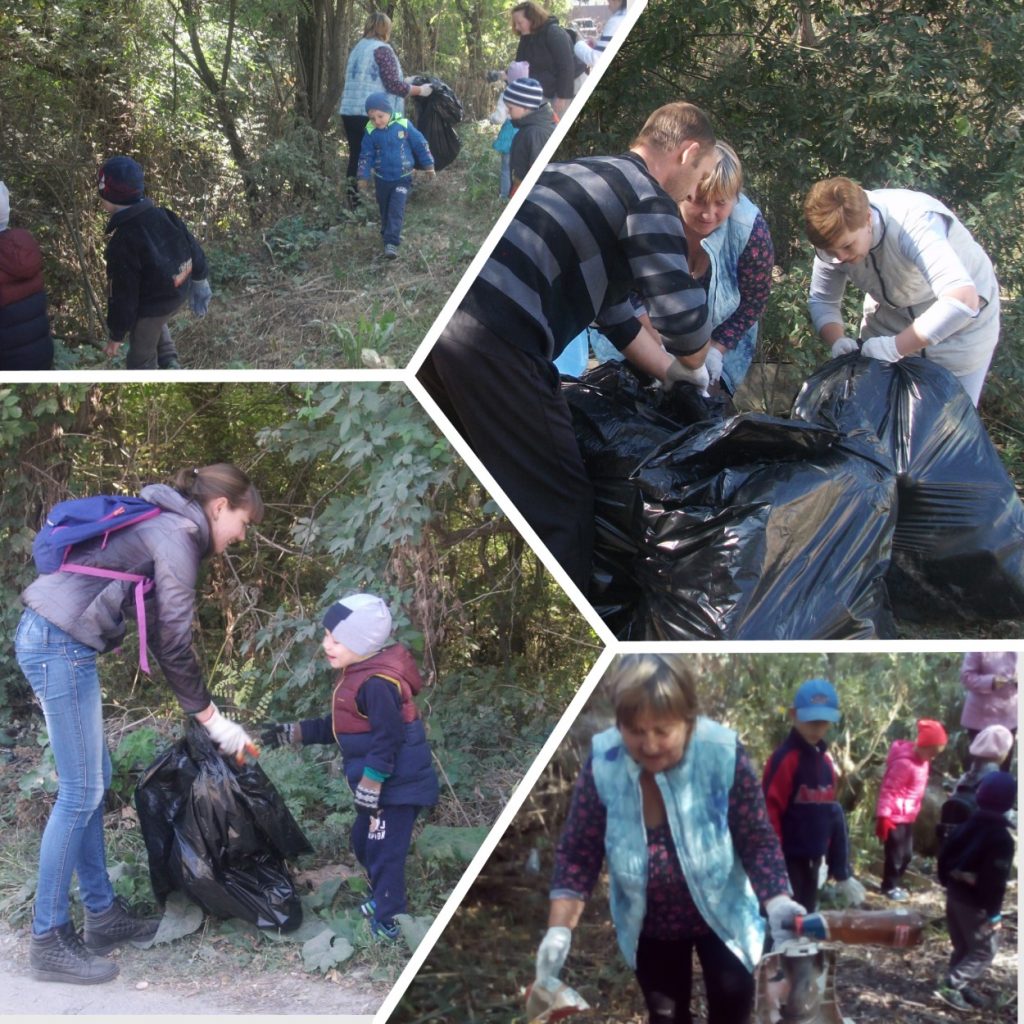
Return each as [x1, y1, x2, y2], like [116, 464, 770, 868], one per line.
[565, 364, 897, 639]
[409, 76, 462, 172]
[135, 723, 313, 931]
[793, 355, 1024, 622]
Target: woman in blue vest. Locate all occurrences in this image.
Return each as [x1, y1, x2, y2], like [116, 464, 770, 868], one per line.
[677, 141, 774, 399]
[535, 654, 804, 1024]
[339, 12, 433, 206]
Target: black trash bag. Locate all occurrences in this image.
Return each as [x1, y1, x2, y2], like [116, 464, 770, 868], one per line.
[135, 723, 313, 931]
[409, 75, 463, 172]
[565, 366, 897, 639]
[793, 355, 1024, 622]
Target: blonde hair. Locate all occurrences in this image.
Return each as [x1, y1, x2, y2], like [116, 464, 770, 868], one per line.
[363, 12, 392, 41]
[695, 141, 743, 203]
[632, 102, 715, 155]
[604, 654, 699, 729]
[804, 177, 871, 249]
[170, 463, 264, 523]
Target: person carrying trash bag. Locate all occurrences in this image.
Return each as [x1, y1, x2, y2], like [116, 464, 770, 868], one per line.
[261, 593, 439, 943]
[535, 654, 804, 1024]
[803, 175, 1000, 406]
[14, 463, 263, 985]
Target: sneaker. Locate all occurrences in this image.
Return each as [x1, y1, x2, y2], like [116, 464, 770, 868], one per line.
[370, 918, 401, 943]
[30, 922, 120, 985]
[383, 244, 399, 260]
[884, 887, 909, 902]
[358, 898, 377, 920]
[936, 984, 971, 1011]
[83, 896, 160, 955]
[961, 986, 991, 1009]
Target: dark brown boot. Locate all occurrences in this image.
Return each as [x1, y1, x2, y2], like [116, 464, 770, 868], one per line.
[83, 896, 160, 955]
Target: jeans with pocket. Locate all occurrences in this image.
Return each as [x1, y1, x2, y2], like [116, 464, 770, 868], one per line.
[15, 608, 115, 933]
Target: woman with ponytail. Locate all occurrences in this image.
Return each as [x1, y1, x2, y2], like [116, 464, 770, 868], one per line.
[15, 463, 263, 986]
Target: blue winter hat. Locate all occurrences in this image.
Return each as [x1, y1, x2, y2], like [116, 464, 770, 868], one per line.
[365, 92, 394, 115]
[792, 678, 841, 723]
[98, 156, 145, 204]
[976, 771, 1016, 814]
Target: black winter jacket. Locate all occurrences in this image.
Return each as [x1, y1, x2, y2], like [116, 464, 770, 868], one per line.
[509, 104, 556, 191]
[104, 199, 208, 340]
[937, 809, 1014, 917]
[514, 18, 575, 102]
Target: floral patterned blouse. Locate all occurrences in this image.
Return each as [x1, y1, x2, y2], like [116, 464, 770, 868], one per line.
[550, 739, 789, 942]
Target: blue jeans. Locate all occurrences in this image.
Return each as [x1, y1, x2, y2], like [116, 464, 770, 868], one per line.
[15, 608, 115, 933]
[374, 176, 411, 247]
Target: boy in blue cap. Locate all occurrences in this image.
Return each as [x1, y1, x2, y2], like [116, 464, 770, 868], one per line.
[97, 155, 211, 369]
[762, 678, 866, 912]
[357, 92, 435, 260]
[261, 593, 439, 941]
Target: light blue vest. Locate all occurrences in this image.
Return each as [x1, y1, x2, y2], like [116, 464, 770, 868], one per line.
[340, 38, 404, 117]
[591, 718, 765, 971]
[699, 192, 760, 394]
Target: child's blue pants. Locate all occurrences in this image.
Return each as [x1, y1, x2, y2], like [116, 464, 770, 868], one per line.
[374, 176, 412, 247]
[351, 804, 419, 926]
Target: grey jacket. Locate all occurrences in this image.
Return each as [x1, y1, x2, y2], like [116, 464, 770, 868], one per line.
[21, 483, 213, 713]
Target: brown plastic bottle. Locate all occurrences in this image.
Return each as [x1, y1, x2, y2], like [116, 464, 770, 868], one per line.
[794, 909, 924, 948]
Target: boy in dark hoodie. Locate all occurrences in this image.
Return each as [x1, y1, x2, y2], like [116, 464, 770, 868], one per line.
[503, 77, 556, 197]
[936, 770, 1015, 1012]
[262, 593, 439, 941]
[98, 156, 211, 369]
[357, 92, 435, 260]
[762, 678, 865, 912]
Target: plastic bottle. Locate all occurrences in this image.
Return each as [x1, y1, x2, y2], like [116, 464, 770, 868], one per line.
[794, 909, 924, 948]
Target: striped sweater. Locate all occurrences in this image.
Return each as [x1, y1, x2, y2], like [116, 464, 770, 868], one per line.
[462, 152, 710, 360]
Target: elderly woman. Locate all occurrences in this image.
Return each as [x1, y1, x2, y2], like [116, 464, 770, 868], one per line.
[804, 176, 1000, 406]
[339, 12, 432, 204]
[512, 2, 576, 117]
[534, 655, 804, 1024]
[678, 142, 774, 397]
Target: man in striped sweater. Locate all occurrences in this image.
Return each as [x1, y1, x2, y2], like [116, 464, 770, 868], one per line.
[418, 102, 716, 592]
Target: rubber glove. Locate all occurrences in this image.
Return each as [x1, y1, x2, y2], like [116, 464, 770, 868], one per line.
[664, 358, 710, 393]
[415, 83, 433, 97]
[704, 345, 724, 386]
[860, 335, 901, 362]
[830, 335, 859, 358]
[199, 703, 258, 763]
[536, 925, 572, 986]
[190, 278, 212, 317]
[764, 894, 807, 947]
[834, 876, 867, 907]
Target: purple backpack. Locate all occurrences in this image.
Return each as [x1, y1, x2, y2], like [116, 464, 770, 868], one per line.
[33, 495, 162, 672]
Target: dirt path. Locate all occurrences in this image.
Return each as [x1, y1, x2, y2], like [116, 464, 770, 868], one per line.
[0, 921, 385, 1017]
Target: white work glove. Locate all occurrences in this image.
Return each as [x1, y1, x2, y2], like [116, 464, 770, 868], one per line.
[704, 345, 724, 386]
[535, 925, 572, 986]
[415, 83, 433, 97]
[829, 335, 859, 358]
[834, 876, 867, 907]
[764, 894, 807, 948]
[663, 359, 710, 393]
[199, 702, 257, 761]
[860, 335, 901, 362]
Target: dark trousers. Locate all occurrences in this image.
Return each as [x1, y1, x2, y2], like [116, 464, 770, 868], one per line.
[126, 311, 180, 369]
[964, 727, 1016, 772]
[785, 855, 822, 913]
[342, 113, 368, 204]
[418, 309, 595, 591]
[635, 932, 754, 1024]
[374, 176, 411, 246]
[946, 890, 1000, 988]
[881, 822, 914, 892]
[350, 804, 419, 926]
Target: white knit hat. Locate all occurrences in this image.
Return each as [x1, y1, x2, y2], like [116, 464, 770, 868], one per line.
[322, 593, 392, 656]
[969, 724, 1014, 761]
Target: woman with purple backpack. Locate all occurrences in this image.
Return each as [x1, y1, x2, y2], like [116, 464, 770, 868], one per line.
[14, 463, 263, 986]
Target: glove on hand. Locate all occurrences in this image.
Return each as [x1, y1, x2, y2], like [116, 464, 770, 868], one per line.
[830, 335, 859, 358]
[764, 894, 807, 948]
[860, 335, 901, 362]
[190, 278, 212, 317]
[663, 358, 710, 393]
[200, 703, 257, 762]
[875, 816, 895, 842]
[416, 83, 433, 97]
[704, 345, 724, 386]
[260, 722, 302, 749]
[834, 876, 867, 907]
[536, 925, 572, 985]
[354, 777, 381, 812]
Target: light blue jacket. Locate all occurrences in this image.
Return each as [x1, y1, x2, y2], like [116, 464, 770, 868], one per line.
[591, 718, 766, 971]
[699, 192, 760, 393]
[340, 38, 404, 117]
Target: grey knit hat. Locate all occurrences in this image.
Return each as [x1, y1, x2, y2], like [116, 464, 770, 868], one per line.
[323, 593, 392, 656]
[503, 77, 545, 110]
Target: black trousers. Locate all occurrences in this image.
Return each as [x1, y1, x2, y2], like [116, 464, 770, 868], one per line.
[785, 855, 822, 913]
[635, 931, 755, 1024]
[946, 890, 1000, 988]
[350, 804, 419, 926]
[881, 822, 914, 892]
[342, 113, 369, 202]
[418, 310, 595, 591]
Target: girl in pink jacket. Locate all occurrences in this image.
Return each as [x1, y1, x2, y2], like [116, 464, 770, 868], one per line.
[875, 718, 948, 900]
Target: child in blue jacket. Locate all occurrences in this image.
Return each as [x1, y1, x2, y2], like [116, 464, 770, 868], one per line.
[262, 593, 439, 941]
[357, 93, 435, 260]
